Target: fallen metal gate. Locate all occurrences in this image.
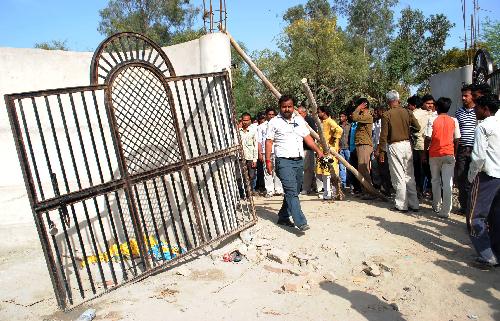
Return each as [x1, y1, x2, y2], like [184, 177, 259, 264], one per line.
[4, 32, 256, 309]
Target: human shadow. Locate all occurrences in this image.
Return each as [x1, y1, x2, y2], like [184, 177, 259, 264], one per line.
[254, 204, 306, 237]
[367, 215, 500, 319]
[319, 281, 406, 321]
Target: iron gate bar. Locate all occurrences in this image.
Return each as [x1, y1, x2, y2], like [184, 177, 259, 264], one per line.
[5, 97, 65, 308]
[6, 31, 256, 309]
[7, 85, 108, 100]
[91, 32, 176, 85]
[33, 145, 246, 213]
[223, 72, 257, 220]
[105, 62, 206, 248]
[45, 95, 86, 298]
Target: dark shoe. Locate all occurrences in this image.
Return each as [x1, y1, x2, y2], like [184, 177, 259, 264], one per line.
[298, 224, 310, 232]
[277, 218, 295, 227]
[390, 207, 408, 213]
[361, 194, 377, 200]
[471, 257, 499, 270]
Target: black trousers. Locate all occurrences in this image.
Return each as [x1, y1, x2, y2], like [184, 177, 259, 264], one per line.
[413, 149, 431, 194]
[348, 149, 362, 193]
[456, 145, 473, 211]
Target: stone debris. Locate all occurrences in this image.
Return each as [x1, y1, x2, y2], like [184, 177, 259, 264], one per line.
[352, 276, 366, 284]
[237, 244, 248, 256]
[267, 249, 290, 264]
[239, 230, 253, 245]
[467, 313, 479, 320]
[253, 238, 271, 249]
[320, 243, 332, 251]
[175, 267, 191, 277]
[321, 272, 336, 283]
[379, 262, 395, 272]
[390, 303, 399, 311]
[362, 262, 381, 277]
[291, 252, 318, 266]
[282, 282, 301, 292]
[263, 263, 294, 274]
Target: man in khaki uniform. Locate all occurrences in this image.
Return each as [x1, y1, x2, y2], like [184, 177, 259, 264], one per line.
[378, 90, 421, 212]
[351, 98, 373, 199]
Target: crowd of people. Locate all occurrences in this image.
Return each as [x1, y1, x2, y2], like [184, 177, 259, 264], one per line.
[237, 84, 499, 268]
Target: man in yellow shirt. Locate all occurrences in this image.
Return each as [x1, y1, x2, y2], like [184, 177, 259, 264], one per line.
[316, 106, 343, 200]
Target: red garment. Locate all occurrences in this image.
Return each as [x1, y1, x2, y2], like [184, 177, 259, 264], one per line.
[429, 114, 456, 158]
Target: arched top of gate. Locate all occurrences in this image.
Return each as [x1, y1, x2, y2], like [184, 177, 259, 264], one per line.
[472, 48, 494, 85]
[90, 32, 176, 85]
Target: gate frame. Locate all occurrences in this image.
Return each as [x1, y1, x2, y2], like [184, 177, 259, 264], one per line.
[4, 32, 256, 310]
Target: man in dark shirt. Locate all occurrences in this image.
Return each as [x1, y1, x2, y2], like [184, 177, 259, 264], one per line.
[378, 90, 420, 212]
[339, 111, 351, 189]
[455, 84, 477, 215]
[297, 105, 318, 194]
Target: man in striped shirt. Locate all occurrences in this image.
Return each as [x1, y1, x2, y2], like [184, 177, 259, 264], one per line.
[455, 84, 477, 216]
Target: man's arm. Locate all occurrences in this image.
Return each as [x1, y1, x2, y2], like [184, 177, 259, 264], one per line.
[265, 139, 274, 174]
[422, 137, 431, 163]
[304, 135, 324, 158]
[377, 114, 389, 162]
[409, 111, 421, 132]
[251, 131, 258, 167]
[468, 126, 487, 182]
[453, 118, 461, 157]
[352, 106, 373, 124]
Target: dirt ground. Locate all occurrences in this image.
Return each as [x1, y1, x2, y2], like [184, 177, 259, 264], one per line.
[1, 191, 499, 321]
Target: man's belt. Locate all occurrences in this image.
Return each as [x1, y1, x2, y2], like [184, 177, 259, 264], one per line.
[280, 156, 302, 160]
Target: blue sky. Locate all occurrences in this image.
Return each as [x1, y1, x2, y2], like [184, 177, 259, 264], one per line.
[0, 0, 498, 53]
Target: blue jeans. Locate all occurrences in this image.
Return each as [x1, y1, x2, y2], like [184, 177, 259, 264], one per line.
[468, 172, 500, 264]
[275, 157, 307, 227]
[339, 149, 350, 188]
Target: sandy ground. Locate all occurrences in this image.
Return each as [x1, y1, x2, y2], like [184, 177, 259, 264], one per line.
[0, 191, 499, 321]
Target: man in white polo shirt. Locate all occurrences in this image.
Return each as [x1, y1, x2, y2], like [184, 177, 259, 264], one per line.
[265, 95, 324, 232]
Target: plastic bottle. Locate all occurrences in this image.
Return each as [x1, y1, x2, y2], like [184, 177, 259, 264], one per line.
[76, 308, 96, 321]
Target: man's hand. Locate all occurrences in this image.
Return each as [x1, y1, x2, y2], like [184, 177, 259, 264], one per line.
[317, 151, 325, 159]
[251, 161, 257, 168]
[266, 160, 272, 175]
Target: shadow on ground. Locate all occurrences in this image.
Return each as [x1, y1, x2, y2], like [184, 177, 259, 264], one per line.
[254, 203, 306, 237]
[367, 214, 500, 320]
[319, 281, 406, 321]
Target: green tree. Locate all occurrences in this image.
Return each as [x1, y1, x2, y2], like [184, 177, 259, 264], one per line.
[386, 8, 453, 91]
[438, 47, 477, 71]
[276, 1, 370, 113]
[98, 0, 200, 46]
[481, 18, 500, 64]
[334, 0, 398, 58]
[34, 40, 69, 50]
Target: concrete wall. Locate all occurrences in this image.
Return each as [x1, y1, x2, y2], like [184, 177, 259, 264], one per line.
[429, 65, 473, 116]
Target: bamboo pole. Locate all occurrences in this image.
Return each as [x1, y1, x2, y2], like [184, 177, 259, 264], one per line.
[223, 28, 383, 200]
[301, 79, 386, 200]
[221, 28, 321, 141]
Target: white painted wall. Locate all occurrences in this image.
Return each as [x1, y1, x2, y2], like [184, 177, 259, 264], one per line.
[429, 65, 473, 116]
